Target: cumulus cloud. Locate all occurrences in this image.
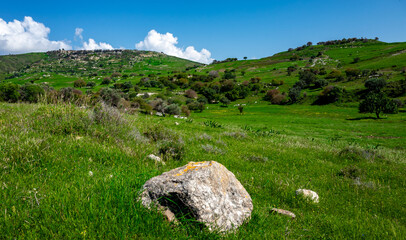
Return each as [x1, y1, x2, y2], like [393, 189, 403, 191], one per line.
[75, 27, 83, 40]
[74, 27, 114, 50]
[81, 38, 114, 50]
[136, 30, 213, 64]
[0, 16, 71, 54]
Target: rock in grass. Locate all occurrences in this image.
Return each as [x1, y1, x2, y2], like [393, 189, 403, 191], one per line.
[148, 154, 165, 165]
[295, 189, 319, 203]
[271, 208, 296, 219]
[141, 161, 253, 232]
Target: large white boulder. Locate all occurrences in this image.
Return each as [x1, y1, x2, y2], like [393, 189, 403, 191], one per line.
[141, 161, 253, 232]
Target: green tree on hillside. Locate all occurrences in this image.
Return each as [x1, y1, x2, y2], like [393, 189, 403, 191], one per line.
[359, 78, 398, 118]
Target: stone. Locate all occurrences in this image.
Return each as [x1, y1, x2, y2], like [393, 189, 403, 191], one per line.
[295, 189, 319, 203]
[141, 161, 253, 232]
[270, 208, 296, 219]
[148, 154, 165, 165]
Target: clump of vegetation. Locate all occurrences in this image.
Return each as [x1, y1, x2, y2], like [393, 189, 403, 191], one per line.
[339, 147, 383, 162]
[338, 165, 362, 179]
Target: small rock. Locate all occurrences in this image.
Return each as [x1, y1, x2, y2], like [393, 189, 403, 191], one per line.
[271, 208, 296, 219]
[141, 161, 253, 232]
[175, 122, 179, 126]
[148, 154, 165, 165]
[296, 189, 319, 203]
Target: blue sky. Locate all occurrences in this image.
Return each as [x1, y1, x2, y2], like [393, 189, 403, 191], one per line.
[1, 0, 406, 63]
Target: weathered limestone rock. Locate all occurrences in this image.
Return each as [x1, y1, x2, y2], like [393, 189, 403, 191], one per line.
[141, 161, 253, 232]
[270, 208, 296, 219]
[295, 189, 319, 203]
[148, 154, 165, 165]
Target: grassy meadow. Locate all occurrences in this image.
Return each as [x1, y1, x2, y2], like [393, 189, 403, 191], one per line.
[1, 101, 405, 239]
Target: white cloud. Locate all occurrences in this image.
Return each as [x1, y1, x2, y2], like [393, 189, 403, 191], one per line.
[81, 38, 114, 50]
[136, 30, 213, 64]
[0, 16, 71, 54]
[75, 27, 83, 40]
[74, 27, 114, 50]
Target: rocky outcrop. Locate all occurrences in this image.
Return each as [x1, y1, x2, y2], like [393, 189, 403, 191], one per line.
[141, 161, 253, 232]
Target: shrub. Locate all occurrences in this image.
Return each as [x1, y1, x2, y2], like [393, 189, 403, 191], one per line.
[316, 86, 349, 104]
[91, 102, 124, 126]
[185, 89, 198, 99]
[74, 79, 86, 88]
[0, 82, 20, 102]
[264, 89, 280, 101]
[144, 125, 176, 142]
[86, 81, 96, 88]
[20, 83, 45, 103]
[326, 69, 342, 79]
[208, 70, 219, 78]
[164, 104, 181, 116]
[99, 88, 121, 107]
[299, 70, 317, 85]
[181, 105, 191, 117]
[339, 147, 383, 162]
[288, 87, 301, 102]
[111, 72, 122, 78]
[338, 166, 362, 179]
[158, 139, 185, 161]
[220, 96, 231, 107]
[150, 98, 167, 114]
[314, 79, 328, 88]
[384, 80, 406, 97]
[271, 94, 287, 105]
[345, 68, 361, 79]
[101, 77, 111, 85]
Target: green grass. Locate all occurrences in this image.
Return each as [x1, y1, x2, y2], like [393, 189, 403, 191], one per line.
[1, 102, 405, 239]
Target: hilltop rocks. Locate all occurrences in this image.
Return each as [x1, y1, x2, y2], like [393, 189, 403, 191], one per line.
[140, 161, 253, 232]
[296, 189, 319, 203]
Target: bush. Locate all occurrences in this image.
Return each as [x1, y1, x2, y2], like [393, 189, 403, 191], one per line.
[86, 81, 96, 88]
[158, 139, 185, 161]
[99, 88, 121, 107]
[20, 83, 45, 103]
[0, 82, 20, 102]
[326, 69, 342, 79]
[181, 105, 191, 117]
[164, 104, 181, 116]
[288, 87, 301, 102]
[74, 79, 86, 88]
[316, 86, 348, 104]
[314, 79, 328, 88]
[185, 89, 198, 99]
[220, 96, 231, 107]
[271, 94, 287, 105]
[299, 70, 317, 85]
[101, 77, 112, 85]
[91, 102, 124, 126]
[384, 80, 406, 97]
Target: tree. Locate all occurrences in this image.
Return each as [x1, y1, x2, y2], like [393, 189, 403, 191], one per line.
[243, 57, 247, 60]
[365, 78, 387, 92]
[359, 92, 397, 118]
[220, 96, 231, 107]
[0, 82, 20, 102]
[238, 105, 244, 114]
